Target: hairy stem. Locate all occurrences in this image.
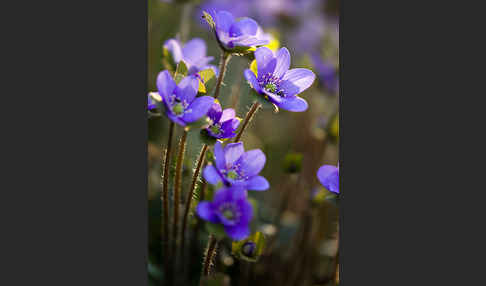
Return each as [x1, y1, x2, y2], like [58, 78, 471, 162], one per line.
[173, 129, 187, 245]
[233, 101, 262, 142]
[181, 144, 208, 254]
[161, 122, 174, 278]
[213, 52, 231, 99]
[201, 235, 219, 279]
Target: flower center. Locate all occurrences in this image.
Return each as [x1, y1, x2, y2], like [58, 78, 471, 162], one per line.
[169, 95, 192, 117]
[259, 73, 285, 97]
[172, 103, 184, 115]
[210, 124, 221, 135]
[222, 209, 235, 220]
[219, 203, 241, 224]
[227, 170, 238, 179]
[265, 83, 276, 93]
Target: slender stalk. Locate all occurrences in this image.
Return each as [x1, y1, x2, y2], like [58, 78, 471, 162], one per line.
[173, 129, 188, 245]
[181, 144, 208, 253]
[179, 3, 192, 42]
[233, 102, 262, 142]
[201, 235, 219, 279]
[161, 122, 174, 279]
[191, 180, 207, 256]
[213, 52, 231, 99]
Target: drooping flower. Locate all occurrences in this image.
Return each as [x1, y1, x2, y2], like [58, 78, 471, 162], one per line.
[205, 101, 241, 139]
[203, 141, 269, 191]
[317, 164, 339, 194]
[196, 186, 253, 240]
[163, 38, 218, 75]
[205, 10, 270, 52]
[244, 47, 316, 112]
[156, 70, 214, 126]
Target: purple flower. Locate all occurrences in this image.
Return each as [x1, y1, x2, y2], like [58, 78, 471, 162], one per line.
[288, 14, 326, 54]
[198, 0, 252, 23]
[196, 186, 253, 240]
[163, 38, 217, 75]
[317, 164, 339, 194]
[203, 141, 269, 191]
[311, 54, 339, 93]
[244, 47, 316, 112]
[156, 70, 214, 126]
[205, 102, 241, 139]
[148, 94, 157, 110]
[206, 10, 270, 52]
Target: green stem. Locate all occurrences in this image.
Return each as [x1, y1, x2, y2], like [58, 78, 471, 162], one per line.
[213, 52, 231, 99]
[233, 102, 262, 142]
[181, 144, 208, 254]
[161, 122, 174, 278]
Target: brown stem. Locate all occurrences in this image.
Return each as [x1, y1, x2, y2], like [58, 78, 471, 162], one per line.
[181, 144, 209, 253]
[213, 52, 231, 99]
[233, 102, 262, 142]
[202, 235, 219, 278]
[161, 122, 174, 278]
[173, 129, 187, 245]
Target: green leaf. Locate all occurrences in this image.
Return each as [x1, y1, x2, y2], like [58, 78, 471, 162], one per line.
[198, 78, 206, 94]
[231, 232, 266, 262]
[174, 60, 188, 83]
[198, 68, 217, 95]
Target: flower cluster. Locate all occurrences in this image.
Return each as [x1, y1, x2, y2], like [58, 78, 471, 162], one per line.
[150, 9, 322, 242]
[198, 141, 268, 240]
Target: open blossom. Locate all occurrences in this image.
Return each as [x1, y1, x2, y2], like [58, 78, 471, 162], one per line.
[203, 141, 269, 191]
[244, 47, 315, 112]
[196, 186, 253, 240]
[163, 38, 218, 75]
[156, 70, 214, 126]
[317, 164, 339, 194]
[206, 10, 270, 52]
[205, 101, 240, 139]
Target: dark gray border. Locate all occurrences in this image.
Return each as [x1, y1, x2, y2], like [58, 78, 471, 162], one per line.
[340, 0, 486, 285]
[0, 0, 147, 284]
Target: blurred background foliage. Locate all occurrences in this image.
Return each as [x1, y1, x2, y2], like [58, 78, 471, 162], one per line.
[148, 0, 340, 285]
